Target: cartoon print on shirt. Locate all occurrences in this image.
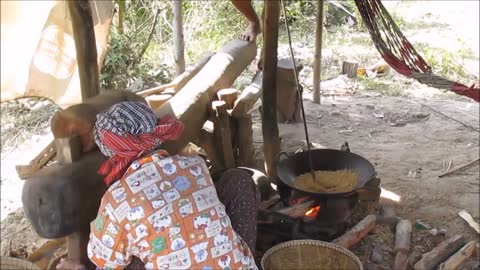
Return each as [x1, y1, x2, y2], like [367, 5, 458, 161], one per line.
[143, 184, 161, 200]
[163, 188, 180, 203]
[114, 252, 125, 265]
[218, 254, 231, 269]
[111, 187, 127, 203]
[156, 247, 192, 270]
[178, 198, 193, 217]
[168, 224, 186, 250]
[94, 215, 104, 232]
[177, 155, 201, 169]
[138, 239, 150, 251]
[135, 223, 148, 239]
[162, 163, 177, 175]
[104, 203, 117, 222]
[191, 241, 209, 263]
[173, 176, 190, 192]
[194, 213, 211, 229]
[157, 156, 173, 167]
[151, 199, 166, 209]
[216, 204, 227, 218]
[189, 165, 202, 176]
[193, 186, 219, 212]
[125, 163, 161, 194]
[127, 206, 145, 224]
[214, 230, 229, 246]
[130, 160, 141, 171]
[152, 215, 172, 232]
[102, 234, 115, 248]
[144, 262, 154, 270]
[159, 181, 172, 191]
[152, 236, 167, 253]
[196, 175, 208, 187]
[106, 222, 119, 236]
[221, 217, 230, 228]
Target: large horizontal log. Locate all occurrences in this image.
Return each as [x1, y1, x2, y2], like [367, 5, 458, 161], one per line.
[137, 52, 214, 97]
[22, 151, 107, 239]
[50, 90, 146, 152]
[155, 39, 257, 154]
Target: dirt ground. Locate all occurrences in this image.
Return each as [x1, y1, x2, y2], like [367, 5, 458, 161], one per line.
[250, 91, 480, 268]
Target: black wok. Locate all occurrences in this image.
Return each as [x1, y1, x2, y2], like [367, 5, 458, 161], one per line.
[276, 148, 376, 198]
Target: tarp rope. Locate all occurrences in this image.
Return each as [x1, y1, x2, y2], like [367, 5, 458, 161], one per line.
[354, 0, 480, 102]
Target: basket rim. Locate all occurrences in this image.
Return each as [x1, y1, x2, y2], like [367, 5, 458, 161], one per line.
[260, 239, 363, 270]
[1, 256, 42, 270]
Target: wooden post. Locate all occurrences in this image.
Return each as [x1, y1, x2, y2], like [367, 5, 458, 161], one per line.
[312, 0, 324, 104]
[172, 0, 185, 76]
[212, 101, 236, 169]
[236, 116, 255, 167]
[262, 0, 281, 177]
[67, 0, 100, 100]
[55, 136, 89, 266]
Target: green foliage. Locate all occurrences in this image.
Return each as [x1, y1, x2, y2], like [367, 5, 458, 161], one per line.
[100, 0, 172, 91]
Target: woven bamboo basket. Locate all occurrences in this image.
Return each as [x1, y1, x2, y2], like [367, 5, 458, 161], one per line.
[261, 240, 363, 270]
[1, 257, 41, 270]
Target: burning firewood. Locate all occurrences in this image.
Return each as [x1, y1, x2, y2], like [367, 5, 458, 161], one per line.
[275, 200, 315, 218]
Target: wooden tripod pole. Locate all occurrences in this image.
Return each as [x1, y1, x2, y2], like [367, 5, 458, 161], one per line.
[312, 0, 325, 104]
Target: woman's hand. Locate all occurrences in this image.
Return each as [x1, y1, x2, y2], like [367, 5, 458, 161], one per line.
[56, 258, 86, 270]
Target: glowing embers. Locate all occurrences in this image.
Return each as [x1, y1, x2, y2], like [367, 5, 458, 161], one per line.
[304, 205, 321, 218]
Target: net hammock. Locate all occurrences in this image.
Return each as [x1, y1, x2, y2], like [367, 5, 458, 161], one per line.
[354, 0, 480, 102]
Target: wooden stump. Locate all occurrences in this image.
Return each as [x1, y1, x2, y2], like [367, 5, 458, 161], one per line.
[276, 58, 303, 123]
[217, 88, 239, 109]
[342, 61, 358, 78]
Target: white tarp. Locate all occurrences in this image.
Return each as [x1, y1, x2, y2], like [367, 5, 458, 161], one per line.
[1, 0, 114, 108]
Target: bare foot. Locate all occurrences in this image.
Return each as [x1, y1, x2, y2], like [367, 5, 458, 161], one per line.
[240, 21, 261, 42]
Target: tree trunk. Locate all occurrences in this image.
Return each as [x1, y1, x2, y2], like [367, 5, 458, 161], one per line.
[67, 0, 100, 100]
[172, 0, 185, 76]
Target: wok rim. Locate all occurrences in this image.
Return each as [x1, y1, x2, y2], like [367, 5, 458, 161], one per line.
[276, 148, 377, 197]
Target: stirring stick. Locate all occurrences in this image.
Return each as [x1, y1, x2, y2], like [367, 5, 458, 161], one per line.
[281, 0, 316, 181]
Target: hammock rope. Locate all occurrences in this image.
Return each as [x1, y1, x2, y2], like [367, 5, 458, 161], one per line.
[354, 0, 479, 102]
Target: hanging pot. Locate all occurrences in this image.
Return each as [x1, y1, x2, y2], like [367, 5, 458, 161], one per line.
[276, 148, 376, 199]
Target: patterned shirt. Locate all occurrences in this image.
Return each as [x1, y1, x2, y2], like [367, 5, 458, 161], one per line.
[87, 151, 257, 270]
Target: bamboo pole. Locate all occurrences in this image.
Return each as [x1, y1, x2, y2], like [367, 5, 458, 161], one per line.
[261, 0, 281, 177]
[312, 0, 324, 104]
[172, 0, 185, 75]
[67, 0, 100, 100]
